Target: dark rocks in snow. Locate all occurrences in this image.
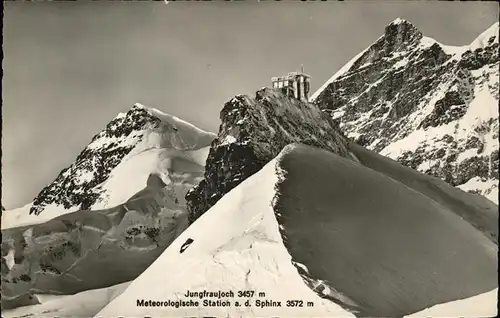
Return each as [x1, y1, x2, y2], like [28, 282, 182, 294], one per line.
[398, 147, 427, 170]
[459, 39, 499, 70]
[29, 105, 162, 215]
[455, 156, 490, 185]
[186, 88, 352, 224]
[179, 238, 194, 253]
[491, 150, 499, 179]
[464, 136, 484, 153]
[313, 20, 499, 200]
[418, 91, 467, 129]
[397, 146, 493, 188]
[351, 19, 423, 70]
[315, 21, 449, 124]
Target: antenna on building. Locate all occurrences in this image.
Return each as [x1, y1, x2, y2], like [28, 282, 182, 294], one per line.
[301, 64, 304, 73]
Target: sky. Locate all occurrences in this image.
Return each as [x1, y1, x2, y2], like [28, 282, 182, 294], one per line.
[2, 1, 498, 209]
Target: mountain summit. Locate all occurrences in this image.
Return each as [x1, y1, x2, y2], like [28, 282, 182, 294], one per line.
[312, 21, 499, 203]
[2, 104, 215, 229]
[30, 103, 215, 215]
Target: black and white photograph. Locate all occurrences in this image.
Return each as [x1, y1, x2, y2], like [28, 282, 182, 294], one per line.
[1, 1, 498, 317]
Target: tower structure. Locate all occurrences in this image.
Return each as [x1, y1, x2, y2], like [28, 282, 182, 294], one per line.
[271, 66, 311, 102]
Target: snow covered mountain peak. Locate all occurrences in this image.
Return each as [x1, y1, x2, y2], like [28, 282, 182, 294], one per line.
[355, 17, 423, 64]
[312, 21, 499, 203]
[23, 103, 215, 218]
[309, 18, 427, 102]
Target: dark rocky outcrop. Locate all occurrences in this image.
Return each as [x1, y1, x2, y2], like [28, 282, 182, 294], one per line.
[186, 88, 352, 223]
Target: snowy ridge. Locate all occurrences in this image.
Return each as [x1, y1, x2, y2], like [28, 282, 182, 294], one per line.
[312, 19, 498, 102]
[96, 149, 355, 317]
[312, 20, 499, 203]
[310, 18, 429, 101]
[145, 104, 216, 140]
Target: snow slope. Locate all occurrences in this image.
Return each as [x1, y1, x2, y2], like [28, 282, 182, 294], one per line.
[348, 142, 498, 243]
[1, 171, 192, 309]
[2, 282, 130, 318]
[275, 144, 497, 317]
[97, 144, 496, 317]
[2, 203, 69, 230]
[405, 288, 498, 318]
[96, 147, 355, 317]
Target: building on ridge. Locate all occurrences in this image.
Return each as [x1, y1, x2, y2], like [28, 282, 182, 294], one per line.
[271, 66, 311, 102]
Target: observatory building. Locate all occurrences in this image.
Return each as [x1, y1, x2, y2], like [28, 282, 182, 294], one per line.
[271, 67, 311, 102]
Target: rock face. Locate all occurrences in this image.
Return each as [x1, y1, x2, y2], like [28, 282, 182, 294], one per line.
[186, 88, 352, 223]
[312, 19, 499, 203]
